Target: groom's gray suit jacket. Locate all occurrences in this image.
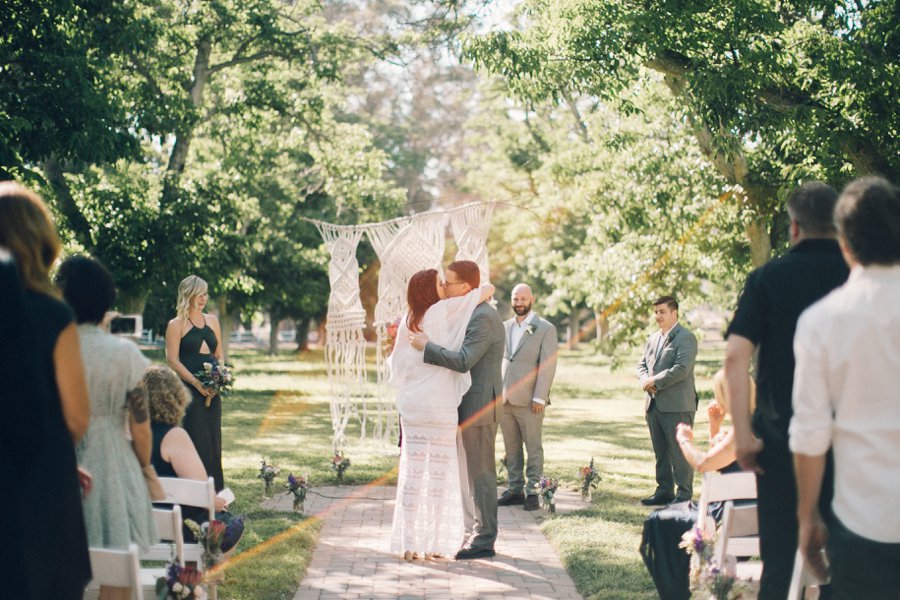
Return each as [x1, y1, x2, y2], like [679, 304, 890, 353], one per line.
[636, 322, 698, 412]
[424, 300, 505, 550]
[424, 302, 505, 426]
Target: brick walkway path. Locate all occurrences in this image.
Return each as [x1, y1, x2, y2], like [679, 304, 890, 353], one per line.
[275, 485, 585, 600]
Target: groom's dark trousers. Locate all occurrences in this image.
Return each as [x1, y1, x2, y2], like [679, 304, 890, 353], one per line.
[425, 301, 505, 551]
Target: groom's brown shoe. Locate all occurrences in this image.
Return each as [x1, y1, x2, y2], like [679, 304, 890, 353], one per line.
[523, 494, 540, 511]
[498, 490, 526, 506]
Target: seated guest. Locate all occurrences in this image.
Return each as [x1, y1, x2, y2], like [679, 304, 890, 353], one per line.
[144, 365, 242, 550]
[57, 255, 156, 600]
[639, 369, 755, 600]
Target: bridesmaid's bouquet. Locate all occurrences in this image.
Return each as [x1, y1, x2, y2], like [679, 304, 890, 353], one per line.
[194, 360, 235, 407]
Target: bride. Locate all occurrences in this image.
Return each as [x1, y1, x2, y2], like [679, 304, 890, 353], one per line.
[387, 268, 493, 561]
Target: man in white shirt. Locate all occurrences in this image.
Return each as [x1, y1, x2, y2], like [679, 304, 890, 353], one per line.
[790, 177, 900, 598]
[497, 283, 558, 511]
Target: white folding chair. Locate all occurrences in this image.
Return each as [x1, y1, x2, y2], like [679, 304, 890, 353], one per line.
[788, 548, 826, 600]
[716, 501, 763, 581]
[156, 477, 216, 569]
[139, 505, 185, 591]
[84, 543, 143, 600]
[696, 472, 761, 582]
[696, 471, 757, 536]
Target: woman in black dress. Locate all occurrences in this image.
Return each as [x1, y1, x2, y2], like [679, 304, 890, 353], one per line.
[0, 182, 92, 600]
[164, 275, 226, 491]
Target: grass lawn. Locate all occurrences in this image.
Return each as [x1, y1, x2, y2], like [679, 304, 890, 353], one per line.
[143, 344, 725, 599]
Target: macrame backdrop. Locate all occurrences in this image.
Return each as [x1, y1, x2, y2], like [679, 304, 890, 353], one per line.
[450, 203, 494, 282]
[313, 203, 494, 448]
[315, 223, 367, 449]
[367, 212, 448, 442]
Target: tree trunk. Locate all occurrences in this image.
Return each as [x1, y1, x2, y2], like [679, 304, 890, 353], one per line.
[295, 318, 311, 352]
[746, 217, 772, 268]
[269, 312, 281, 356]
[217, 296, 233, 358]
[660, 73, 777, 265]
[596, 310, 609, 343]
[567, 305, 579, 350]
[161, 36, 211, 205]
[42, 157, 94, 250]
[118, 290, 149, 315]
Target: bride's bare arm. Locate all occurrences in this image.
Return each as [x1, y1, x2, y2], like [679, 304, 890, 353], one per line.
[479, 283, 495, 303]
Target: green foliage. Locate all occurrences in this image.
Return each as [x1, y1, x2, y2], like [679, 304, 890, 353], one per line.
[0, 0, 146, 179]
[465, 77, 747, 354]
[464, 0, 899, 184]
[4, 0, 407, 321]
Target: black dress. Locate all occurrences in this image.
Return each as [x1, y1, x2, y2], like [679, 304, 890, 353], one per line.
[639, 462, 746, 600]
[151, 421, 210, 541]
[178, 321, 224, 491]
[0, 260, 92, 600]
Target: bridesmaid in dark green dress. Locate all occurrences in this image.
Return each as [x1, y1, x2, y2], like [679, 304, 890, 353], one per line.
[165, 275, 226, 491]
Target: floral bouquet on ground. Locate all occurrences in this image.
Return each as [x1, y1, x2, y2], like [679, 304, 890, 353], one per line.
[579, 457, 601, 501]
[285, 473, 310, 512]
[194, 359, 235, 408]
[382, 317, 401, 356]
[535, 475, 559, 513]
[258, 459, 280, 497]
[679, 525, 753, 599]
[331, 450, 351, 483]
[155, 560, 205, 599]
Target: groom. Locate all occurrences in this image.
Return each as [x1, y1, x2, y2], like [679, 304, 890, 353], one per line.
[410, 260, 505, 559]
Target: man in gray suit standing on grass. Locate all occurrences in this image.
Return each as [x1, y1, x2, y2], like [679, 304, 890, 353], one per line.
[636, 295, 698, 506]
[410, 260, 505, 560]
[497, 283, 558, 511]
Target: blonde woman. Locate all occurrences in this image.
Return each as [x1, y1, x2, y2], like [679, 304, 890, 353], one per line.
[0, 182, 92, 599]
[164, 275, 225, 490]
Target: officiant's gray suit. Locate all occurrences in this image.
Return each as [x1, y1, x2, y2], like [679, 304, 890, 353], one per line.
[501, 314, 558, 496]
[637, 322, 698, 500]
[424, 301, 505, 551]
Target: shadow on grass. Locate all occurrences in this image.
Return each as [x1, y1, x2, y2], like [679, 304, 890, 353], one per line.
[545, 413, 653, 454]
[542, 487, 659, 599]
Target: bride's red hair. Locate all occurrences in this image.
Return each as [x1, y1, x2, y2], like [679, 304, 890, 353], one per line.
[406, 269, 441, 333]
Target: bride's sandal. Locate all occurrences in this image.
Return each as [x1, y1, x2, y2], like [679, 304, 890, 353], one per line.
[403, 551, 418, 562]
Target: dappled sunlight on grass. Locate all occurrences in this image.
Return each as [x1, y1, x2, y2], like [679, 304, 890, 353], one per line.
[530, 347, 723, 598]
[139, 343, 724, 598]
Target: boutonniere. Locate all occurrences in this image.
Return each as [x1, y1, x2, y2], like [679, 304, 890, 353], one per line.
[525, 325, 535, 336]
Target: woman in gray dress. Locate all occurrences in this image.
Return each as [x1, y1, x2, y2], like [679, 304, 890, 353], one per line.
[57, 255, 156, 600]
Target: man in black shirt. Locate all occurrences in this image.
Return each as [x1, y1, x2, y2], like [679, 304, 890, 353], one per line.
[724, 182, 849, 599]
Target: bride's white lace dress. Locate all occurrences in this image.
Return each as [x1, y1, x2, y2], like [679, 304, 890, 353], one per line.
[387, 289, 481, 556]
